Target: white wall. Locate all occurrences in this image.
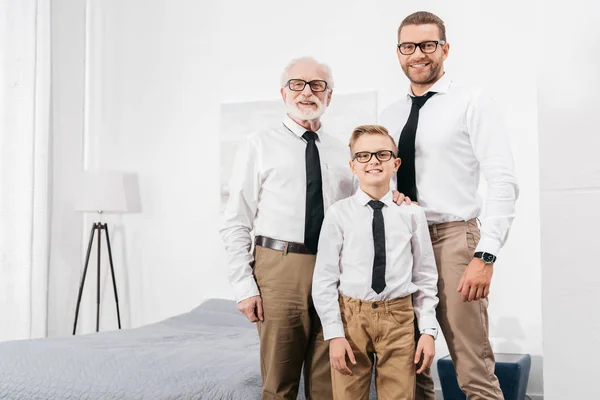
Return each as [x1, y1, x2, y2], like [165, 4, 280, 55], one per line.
[48, 0, 544, 396]
[49, 0, 223, 334]
[537, 1, 600, 399]
[81, 0, 223, 330]
[48, 0, 86, 337]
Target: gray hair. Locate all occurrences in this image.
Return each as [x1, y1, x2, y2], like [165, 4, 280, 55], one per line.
[280, 57, 335, 90]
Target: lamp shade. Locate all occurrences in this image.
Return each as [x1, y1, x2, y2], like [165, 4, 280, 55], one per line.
[74, 170, 128, 213]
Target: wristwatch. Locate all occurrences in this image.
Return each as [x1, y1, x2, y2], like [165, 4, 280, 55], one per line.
[474, 251, 496, 264]
[420, 328, 438, 340]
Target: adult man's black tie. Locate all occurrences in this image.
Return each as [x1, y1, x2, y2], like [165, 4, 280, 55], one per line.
[302, 131, 324, 254]
[368, 200, 386, 294]
[396, 91, 436, 201]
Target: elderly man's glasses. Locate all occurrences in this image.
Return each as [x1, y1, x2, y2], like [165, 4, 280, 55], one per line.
[397, 40, 446, 55]
[286, 79, 328, 92]
[352, 150, 396, 163]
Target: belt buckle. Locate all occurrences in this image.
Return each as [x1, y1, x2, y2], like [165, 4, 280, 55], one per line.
[283, 241, 289, 256]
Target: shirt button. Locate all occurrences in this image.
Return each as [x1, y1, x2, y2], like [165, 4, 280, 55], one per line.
[372, 303, 378, 309]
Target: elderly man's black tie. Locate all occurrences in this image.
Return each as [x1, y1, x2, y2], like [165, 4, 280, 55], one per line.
[396, 91, 436, 201]
[302, 131, 324, 254]
[368, 200, 386, 294]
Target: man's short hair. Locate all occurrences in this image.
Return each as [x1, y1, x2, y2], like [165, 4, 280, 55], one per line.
[280, 57, 334, 90]
[349, 125, 398, 156]
[398, 11, 446, 42]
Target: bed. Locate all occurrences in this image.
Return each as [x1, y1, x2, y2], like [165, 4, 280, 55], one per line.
[0, 299, 378, 399]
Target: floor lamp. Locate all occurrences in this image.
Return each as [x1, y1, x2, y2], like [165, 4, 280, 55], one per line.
[73, 170, 127, 335]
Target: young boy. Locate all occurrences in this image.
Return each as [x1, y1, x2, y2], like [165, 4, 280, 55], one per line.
[312, 125, 439, 400]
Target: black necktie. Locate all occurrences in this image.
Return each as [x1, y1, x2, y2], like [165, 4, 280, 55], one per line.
[396, 91, 436, 201]
[302, 131, 324, 254]
[368, 200, 386, 294]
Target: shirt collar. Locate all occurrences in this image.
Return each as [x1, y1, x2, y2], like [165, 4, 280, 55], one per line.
[405, 71, 451, 98]
[354, 188, 394, 207]
[282, 114, 324, 141]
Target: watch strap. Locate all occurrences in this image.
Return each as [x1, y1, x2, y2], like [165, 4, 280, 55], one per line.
[474, 251, 496, 264]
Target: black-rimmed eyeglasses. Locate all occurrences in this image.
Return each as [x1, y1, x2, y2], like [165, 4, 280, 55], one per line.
[352, 150, 396, 163]
[397, 40, 446, 55]
[286, 79, 328, 92]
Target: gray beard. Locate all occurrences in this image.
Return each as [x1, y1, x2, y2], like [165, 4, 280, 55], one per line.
[285, 102, 325, 121]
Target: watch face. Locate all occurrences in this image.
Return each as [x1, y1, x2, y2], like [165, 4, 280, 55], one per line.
[483, 253, 495, 263]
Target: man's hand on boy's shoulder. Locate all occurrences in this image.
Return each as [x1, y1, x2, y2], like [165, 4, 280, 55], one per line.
[392, 190, 418, 206]
[329, 337, 356, 376]
[414, 334, 435, 374]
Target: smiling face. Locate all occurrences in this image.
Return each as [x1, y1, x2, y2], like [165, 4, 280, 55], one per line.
[397, 23, 449, 93]
[280, 59, 332, 121]
[350, 133, 401, 188]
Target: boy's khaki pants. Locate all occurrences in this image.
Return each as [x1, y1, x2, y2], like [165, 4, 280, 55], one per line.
[415, 219, 504, 400]
[332, 294, 416, 400]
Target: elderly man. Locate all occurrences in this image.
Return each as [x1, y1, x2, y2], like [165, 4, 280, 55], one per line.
[220, 57, 354, 399]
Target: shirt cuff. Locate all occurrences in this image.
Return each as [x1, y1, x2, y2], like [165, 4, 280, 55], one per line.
[474, 234, 501, 257]
[417, 315, 438, 333]
[322, 323, 345, 341]
[232, 277, 260, 303]
[420, 328, 438, 340]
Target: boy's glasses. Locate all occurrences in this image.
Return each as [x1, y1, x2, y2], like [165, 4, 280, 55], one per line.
[352, 150, 396, 163]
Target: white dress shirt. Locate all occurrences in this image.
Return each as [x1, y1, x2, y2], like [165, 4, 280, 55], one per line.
[380, 73, 519, 256]
[220, 115, 355, 302]
[312, 189, 439, 341]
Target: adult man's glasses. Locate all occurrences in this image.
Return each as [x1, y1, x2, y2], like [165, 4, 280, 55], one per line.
[286, 79, 328, 92]
[352, 150, 396, 163]
[397, 40, 446, 55]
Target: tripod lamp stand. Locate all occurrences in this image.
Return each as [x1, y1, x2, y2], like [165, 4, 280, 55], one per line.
[73, 170, 127, 335]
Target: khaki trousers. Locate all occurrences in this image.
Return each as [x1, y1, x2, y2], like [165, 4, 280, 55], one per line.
[253, 245, 333, 400]
[332, 295, 415, 400]
[415, 219, 504, 400]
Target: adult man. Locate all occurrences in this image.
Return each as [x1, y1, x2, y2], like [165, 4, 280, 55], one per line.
[380, 11, 519, 400]
[220, 57, 355, 399]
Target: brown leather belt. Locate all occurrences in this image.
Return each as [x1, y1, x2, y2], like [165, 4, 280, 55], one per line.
[255, 235, 313, 255]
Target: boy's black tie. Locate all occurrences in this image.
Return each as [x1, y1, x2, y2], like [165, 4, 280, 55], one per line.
[302, 131, 324, 254]
[396, 91, 436, 201]
[368, 200, 386, 294]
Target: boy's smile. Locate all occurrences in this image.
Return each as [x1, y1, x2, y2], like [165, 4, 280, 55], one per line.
[366, 167, 383, 175]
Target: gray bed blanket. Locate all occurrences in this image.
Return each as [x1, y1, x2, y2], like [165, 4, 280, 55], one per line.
[0, 299, 377, 399]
